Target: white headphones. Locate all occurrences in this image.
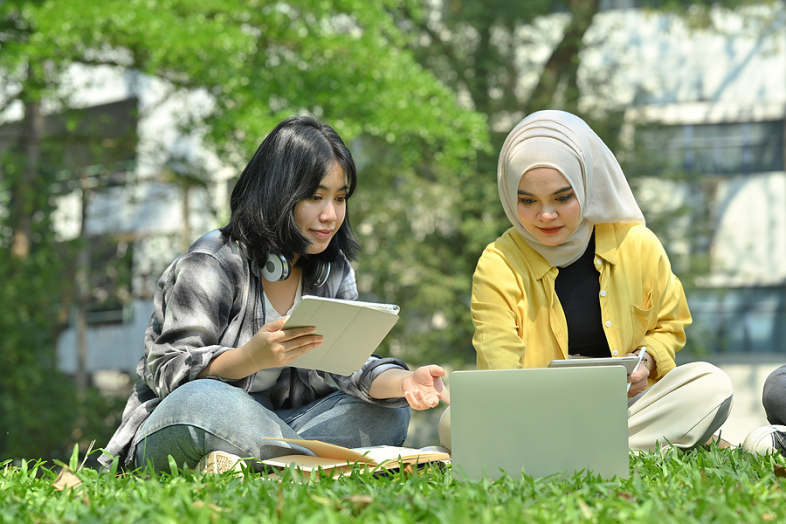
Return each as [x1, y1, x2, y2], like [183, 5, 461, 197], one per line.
[261, 253, 331, 287]
[261, 253, 291, 281]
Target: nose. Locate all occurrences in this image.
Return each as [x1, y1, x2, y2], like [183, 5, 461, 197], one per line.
[538, 207, 558, 221]
[320, 201, 337, 222]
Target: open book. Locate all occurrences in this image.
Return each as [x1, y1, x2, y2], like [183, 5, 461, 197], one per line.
[283, 296, 400, 375]
[260, 437, 450, 479]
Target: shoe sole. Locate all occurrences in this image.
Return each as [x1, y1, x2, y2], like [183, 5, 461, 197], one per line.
[196, 452, 244, 475]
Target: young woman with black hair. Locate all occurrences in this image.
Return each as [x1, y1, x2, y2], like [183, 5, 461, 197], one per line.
[99, 116, 449, 474]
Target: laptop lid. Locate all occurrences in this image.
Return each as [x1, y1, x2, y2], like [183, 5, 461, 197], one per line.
[450, 366, 629, 481]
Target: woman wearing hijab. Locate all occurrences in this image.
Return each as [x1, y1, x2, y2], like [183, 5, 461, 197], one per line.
[439, 110, 733, 453]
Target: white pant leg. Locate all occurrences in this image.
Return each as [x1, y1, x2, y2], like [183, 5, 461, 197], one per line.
[627, 362, 733, 451]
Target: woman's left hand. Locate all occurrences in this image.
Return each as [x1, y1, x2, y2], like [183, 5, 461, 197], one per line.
[369, 365, 451, 409]
[401, 365, 451, 410]
[625, 352, 651, 397]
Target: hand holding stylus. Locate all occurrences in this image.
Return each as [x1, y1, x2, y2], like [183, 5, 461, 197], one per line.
[626, 347, 649, 397]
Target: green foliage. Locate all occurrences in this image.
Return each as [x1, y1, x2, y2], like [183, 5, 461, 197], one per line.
[0, 0, 776, 463]
[3, 0, 491, 373]
[0, 113, 72, 458]
[0, 179, 124, 463]
[0, 240, 70, 459]
[1, 446, 785, 523]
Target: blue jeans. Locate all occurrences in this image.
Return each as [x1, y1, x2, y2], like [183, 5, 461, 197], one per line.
[134, 379, 410, 472]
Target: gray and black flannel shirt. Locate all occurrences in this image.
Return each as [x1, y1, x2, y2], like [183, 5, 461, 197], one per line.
[98, 230, 408, 470]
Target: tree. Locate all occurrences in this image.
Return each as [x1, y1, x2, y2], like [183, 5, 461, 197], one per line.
[356, 0, 614, 366]
[2, 0, 768, 461]
[366, 0, 770, 366]
[0, 0, 488, 461]
[71, 0, 490, 366]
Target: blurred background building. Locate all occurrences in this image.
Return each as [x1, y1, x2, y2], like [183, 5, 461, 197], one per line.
[606, 1, 786, 443]
[1, 1, 783, 456]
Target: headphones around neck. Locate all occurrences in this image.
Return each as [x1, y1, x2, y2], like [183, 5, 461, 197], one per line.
[261, 253, 331, 287]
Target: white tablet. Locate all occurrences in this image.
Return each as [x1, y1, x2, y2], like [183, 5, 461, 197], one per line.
[548, 356, 640, 374]
[282, 296, 400, 375]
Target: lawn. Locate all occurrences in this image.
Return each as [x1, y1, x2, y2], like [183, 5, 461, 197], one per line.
[2, 445, 784, 524]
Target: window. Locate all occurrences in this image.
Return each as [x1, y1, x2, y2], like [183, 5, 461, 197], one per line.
[66, 235, 134, 327]
[638, 121, 784, 175]
[687, 287, 786, 353]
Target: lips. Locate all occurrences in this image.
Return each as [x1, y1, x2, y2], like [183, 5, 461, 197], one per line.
[311, 229, 333, 239]
[537, 226, 563, 235]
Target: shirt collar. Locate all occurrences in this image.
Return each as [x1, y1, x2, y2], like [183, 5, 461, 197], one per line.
[593, 223, 619, 266]
[509, 224, 618, 280]
[509, 224, 620, 278]
[509, 231, 554, 280]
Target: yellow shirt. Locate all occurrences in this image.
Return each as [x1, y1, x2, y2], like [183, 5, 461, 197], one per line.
[471, 222, 691, 382]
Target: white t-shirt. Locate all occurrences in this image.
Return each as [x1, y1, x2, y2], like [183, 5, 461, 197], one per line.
[249, 280, 303, 392]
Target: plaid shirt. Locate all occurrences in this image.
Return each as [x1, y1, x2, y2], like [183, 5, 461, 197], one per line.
[98, 230, 408, 470]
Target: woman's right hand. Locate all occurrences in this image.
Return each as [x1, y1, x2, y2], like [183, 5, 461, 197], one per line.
[242, 317, 323, 371]
[197, 318, 323, 380]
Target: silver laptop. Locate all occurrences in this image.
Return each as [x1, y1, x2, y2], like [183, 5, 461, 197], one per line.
[450, 366, 629, 481]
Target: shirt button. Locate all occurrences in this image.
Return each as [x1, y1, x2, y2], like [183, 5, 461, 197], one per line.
[596, 258, 602, 265]
[605, 320, 611, 327]
[600, 290, 607, 297]
[612, 350, 619, 356]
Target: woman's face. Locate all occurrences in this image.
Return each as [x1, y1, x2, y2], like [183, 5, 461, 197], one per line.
[516, 167, 581, 246]
[294, 162, 348, 255]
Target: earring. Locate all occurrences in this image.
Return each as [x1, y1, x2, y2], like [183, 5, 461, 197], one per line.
[261, 253, 291, 281]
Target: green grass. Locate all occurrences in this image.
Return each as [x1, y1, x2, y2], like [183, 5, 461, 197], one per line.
[2, 445, 785, 524]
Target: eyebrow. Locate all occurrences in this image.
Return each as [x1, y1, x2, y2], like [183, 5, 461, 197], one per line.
[518, 186, 573, 196]
[318, 183, 349, 191]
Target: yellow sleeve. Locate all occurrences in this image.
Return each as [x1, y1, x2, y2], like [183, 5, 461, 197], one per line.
[471, 245, 526, 370]
[638, 230, 692, 381]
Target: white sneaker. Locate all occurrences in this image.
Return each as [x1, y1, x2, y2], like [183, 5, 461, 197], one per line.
[195, 451, 245, 474]
[742, 425, 786, 457]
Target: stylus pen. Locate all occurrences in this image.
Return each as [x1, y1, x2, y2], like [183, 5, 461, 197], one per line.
[627, 347, 648, 393]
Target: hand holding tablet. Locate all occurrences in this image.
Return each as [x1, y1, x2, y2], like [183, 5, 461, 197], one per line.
[547, 348, 649, 393]
[548, 355, 640, 373]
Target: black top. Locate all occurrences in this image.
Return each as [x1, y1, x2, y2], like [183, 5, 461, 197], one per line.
[554, 231, 611, 357]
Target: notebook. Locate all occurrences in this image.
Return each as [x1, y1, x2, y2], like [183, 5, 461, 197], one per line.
[449, 366, 629, 481]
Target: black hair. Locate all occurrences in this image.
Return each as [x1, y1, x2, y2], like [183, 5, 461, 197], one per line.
[220, 115, 360, 268]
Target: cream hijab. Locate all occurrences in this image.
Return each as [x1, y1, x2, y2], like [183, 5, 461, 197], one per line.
[498, 110, 645, 267]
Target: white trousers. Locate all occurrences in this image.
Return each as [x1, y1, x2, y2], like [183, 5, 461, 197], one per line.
[438, 361, 733, 452]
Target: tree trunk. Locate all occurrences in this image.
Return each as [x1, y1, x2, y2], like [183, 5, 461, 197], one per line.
[467, 18, 494, 116]
[75, 172, 91, 394]
[11, 98, 44, 259]
[525, 0, 600, 114]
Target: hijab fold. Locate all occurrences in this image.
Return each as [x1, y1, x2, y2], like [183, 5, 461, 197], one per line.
[498, 110, 645, 267]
